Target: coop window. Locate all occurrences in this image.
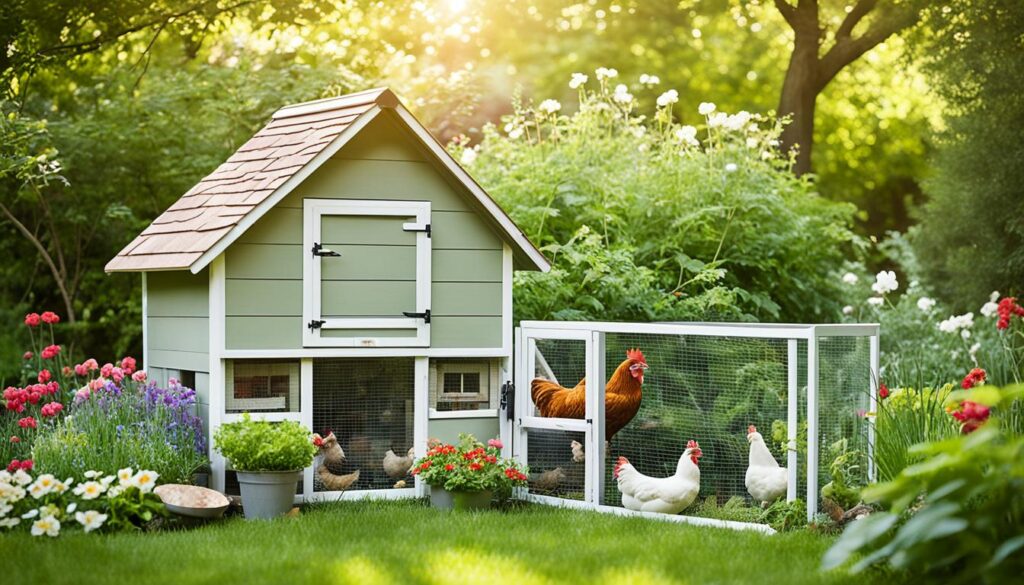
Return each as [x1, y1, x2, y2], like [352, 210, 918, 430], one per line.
[430, 360, 498, 415]
[226, 360, 299, 413]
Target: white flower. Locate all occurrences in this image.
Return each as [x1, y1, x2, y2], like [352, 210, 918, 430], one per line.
[969, 342, 982, 356]
[842, 305, 854, 315]
[75, 510, 108, 533]
[980, 301, 999, 318]
[29, 475, 56, 499]
[65, 502, 77, 514]
[459, 148, 478, 166]
[961, 329, 972, 340]
[117, 467, 133, 487]
[868, 297, 884, 306]
[639, 73, 660, 86]
[595, 67, 618, 81]
[698, 102, 716, 115]
[725, 163, 738, 173]
[917, 297, 936, 312]
[106, 485, 124, 498]
[656, 89, 679, 107]
[939, 312, 975, 333]
[569, 72, 588, 89]
[84, 470, 101, 479]
[746, 137, 759, 148]
[538, 99, 562, 114]
[871, 270, 899, 295]
[31, 516, 60, 537]
[0, 517, 19, 528]
[21, 509, 38, 519]
[12, 470, 31, 486]
[707, 112, 728, 128]
[73, 481, 106, 500]
[508, 126, 524, 140]
[675, 125, 699, 146]
[131, 470, 159, 493]
[990, 290, 1000, 302]
[724, 111, 751, 131]
[100, 475, 115, 487]
[842, 272, 859, 285]
[612, 84, 633, 104]
[0, 470, 10, 484]
[0, 502, 11, 516]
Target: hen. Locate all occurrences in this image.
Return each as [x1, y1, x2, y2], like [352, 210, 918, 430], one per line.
[745, 425, 788, 506]
[383, 447, 415, 480]
[314, 432, 360, 491]
[614, 440, 702, 514]
[531, 348, 647, 441]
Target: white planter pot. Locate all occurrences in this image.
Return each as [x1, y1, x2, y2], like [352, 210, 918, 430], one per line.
[236, 470, 301, 519]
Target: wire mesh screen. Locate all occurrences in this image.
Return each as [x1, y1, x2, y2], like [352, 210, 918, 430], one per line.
[312, 358, 415, 492]
[525, 428, 587, 500]
[815, 336, 872, 516]
[598, 333, 791, 513]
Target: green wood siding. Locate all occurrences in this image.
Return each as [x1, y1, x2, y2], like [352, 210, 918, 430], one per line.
[146, 270, 209, 372]
[428, 417, 500, 444]
[224, 114, 507, 350]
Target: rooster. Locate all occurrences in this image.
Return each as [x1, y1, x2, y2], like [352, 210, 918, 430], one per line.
[530, 348, 647, 441]
[745, 425, 788, 506]
[614, 440, 702, 514]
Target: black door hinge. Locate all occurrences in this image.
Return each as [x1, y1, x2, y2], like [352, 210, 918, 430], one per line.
[403, 223, 431, 238]
[311, 242, 341, 257]
[401, 309, 431, 323]
[307, 319, 326, 330]
[500, 381, 515, 422]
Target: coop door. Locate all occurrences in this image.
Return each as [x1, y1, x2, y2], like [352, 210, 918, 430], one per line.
[303, 199, 431, 347]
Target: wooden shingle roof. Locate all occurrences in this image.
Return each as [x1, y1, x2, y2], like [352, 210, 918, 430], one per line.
[105, 88, 549, 273]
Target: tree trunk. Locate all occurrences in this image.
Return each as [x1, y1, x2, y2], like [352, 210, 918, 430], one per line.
[778, 28, 821, 176]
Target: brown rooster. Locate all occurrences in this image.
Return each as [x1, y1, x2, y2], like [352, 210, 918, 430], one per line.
[530, 348, 647, 441]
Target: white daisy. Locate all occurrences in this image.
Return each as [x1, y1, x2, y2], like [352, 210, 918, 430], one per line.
[75, 510, 108, 533]
[31, 516, 60, 537]
[569, 72, 588, 89]
[698, 102, 716, 115]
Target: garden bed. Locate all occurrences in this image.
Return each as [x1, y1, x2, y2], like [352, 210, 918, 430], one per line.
[0, 500, 902, 585]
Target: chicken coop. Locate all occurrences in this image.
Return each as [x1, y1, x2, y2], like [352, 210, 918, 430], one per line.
[513, 321, 879, 529]
[107, 87, 880, 525]
[106, 88, 549, 501]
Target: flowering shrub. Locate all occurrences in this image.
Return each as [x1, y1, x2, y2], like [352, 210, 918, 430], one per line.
[412, 435, 526, 497]
[0, 466, 166, 537]
[214, 414, 316, 471]
[873, 384, 958, 481]
[456, 71, 856, 323]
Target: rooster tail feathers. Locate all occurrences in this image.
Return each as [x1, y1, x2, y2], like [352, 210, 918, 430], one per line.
[530, 378, 562, 415]
[613, 456, 630, 478]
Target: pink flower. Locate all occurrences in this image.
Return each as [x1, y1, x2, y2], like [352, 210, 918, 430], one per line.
[37, 370, 51, 383]
[27, 391, 40, 405]
[23, 351, 33, 360]
[487, 438, 504, 449]
[131, 370, 147, 383]
[40, 311, 60, 324]
[9, 436, 19, 443]
[24, 313, 41, 327]
[41, 344, 61, 360]
[7, 460, 20, 472]
[83, 358, 99, 372]
[40, 402, 63, 418]
[61, 366, 72, 377]
[17, 416, 37, 429]
[100, 363, 114, 378]
[88, 378, 105, 391]
[120, 357, 136, 374]
[20, 459, 33, 471]
[111, 367, 124, 383]
[74, 363, 87, 376]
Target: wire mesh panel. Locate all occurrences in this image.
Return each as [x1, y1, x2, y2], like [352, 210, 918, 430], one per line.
[524, 428, 587, 500]
[599, 333, 791, 513]
[312, 358, 415, 492]
[814, 336, 872, 517]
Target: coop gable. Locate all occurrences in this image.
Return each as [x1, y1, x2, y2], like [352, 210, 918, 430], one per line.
[105, 87, 548, 274]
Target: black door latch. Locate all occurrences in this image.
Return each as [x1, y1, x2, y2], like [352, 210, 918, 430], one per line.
[401, 309, 431, 323]
[307, 319, 326, 330]
[500, 381, 515, 421]
[311, 243, 341, 257]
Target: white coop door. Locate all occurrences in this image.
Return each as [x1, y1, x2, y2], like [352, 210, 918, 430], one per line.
[513, 327, 605, 505]
[302, 199, 431, 347]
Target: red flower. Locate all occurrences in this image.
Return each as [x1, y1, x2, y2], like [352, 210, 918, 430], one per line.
[949, 400, 991, 434]
[878, 383, 890, 400]
[40, 402, 63, 418]
[37, 370, 51, 383]
[485, 455, 497, 464]
[17, 416, 37, 429]
[40, 311, 60, 324]
[20, 459, 32, 471]
[41, 344, 61, 360]
[961, 368, 987, 389]
[6, 459, 19, 472]
[996, 297, 1024, 330]
[120, 357, 137, 374]
[27, 391, 40, 405]
[10, 436, 19, 443]
[24, 313, 41, 327]
[23, 351, 33, 360]
[469, 463, 482, 471]
[445, 464, 454, 471]
[420, 460, 432, 470]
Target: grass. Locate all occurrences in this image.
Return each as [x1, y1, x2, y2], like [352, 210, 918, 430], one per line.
[1, 500, 901, 585]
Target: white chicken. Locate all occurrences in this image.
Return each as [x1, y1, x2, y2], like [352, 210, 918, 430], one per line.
[614, 440, 702, 514]
[745, 425, 789, 506]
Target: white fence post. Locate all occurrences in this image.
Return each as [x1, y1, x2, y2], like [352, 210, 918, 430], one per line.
[867, 331, 880, 483]
[786, 339, 799, 502]
[806, 332, 819, 522]
[587, 331, 606, 505]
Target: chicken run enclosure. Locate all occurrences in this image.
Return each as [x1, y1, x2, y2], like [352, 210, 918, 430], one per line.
[512, 321, 879, 529]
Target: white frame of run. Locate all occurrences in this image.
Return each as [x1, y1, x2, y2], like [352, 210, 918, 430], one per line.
[514, 320, 880, 527]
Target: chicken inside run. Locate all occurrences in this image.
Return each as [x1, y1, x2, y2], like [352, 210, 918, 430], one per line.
[515, 321, 878, 533]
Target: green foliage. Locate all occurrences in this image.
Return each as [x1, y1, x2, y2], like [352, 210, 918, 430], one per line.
[213, 414, 316, 472]
[820, 439, 865, 510]
[466, 83, 857, 323]
[874, 385, 958, 482]
[823, 386, 1024, 581]
[759, 498, 807, 533]
[690, 495, 762, 524]
[914, 0, 1024, 311]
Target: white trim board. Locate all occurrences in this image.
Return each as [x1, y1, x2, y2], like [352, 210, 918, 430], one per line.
[220, 347, 511, 359]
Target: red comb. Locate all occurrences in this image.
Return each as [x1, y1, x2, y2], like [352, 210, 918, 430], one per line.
[626, 348, 646, 364]
[748, 425, 757, 434]
[686, 440, 699, 449]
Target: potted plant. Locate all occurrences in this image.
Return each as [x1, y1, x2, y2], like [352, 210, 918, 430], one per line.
[412, 434, 528, 511]
[213, 414, 316, 519]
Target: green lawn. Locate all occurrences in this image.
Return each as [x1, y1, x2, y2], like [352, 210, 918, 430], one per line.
[2, 501, 897, 585]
